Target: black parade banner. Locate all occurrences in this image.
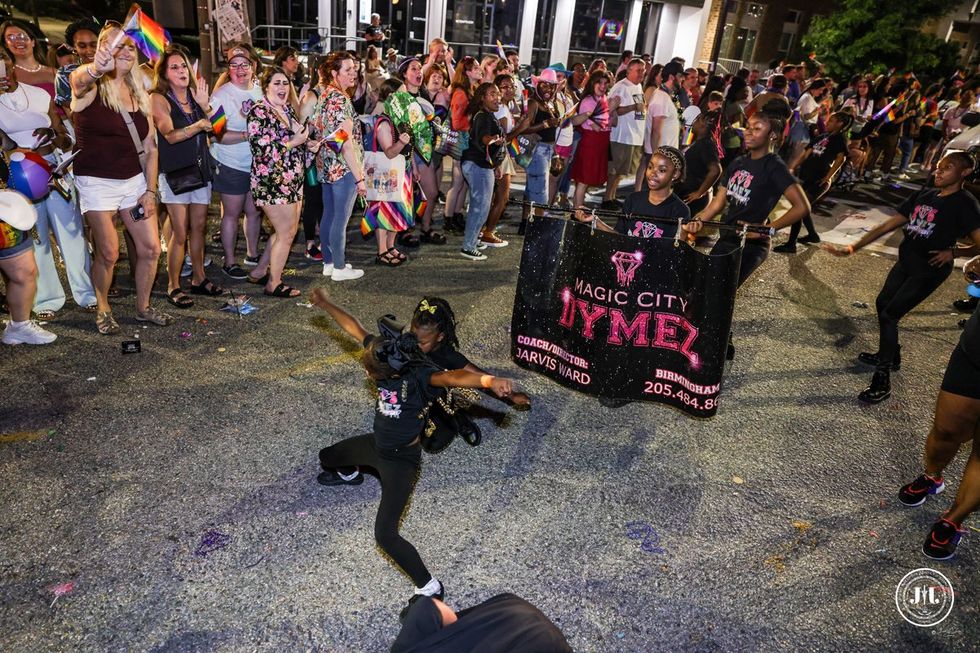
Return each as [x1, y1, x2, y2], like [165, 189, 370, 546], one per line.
[510, 216, 742, 417]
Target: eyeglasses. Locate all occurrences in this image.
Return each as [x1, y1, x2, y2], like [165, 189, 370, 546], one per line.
[4, 32, 30, 43]
[228, 62, 251, 70]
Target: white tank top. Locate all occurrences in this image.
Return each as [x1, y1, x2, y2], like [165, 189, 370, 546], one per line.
[0, 82, 52, 148]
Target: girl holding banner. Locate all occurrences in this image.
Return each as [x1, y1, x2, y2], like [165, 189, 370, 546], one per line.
[692, 104, 811, 359]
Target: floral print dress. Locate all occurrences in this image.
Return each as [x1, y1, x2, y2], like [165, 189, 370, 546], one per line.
[311, 86, 364, 185]
[246, 99, 309, 206]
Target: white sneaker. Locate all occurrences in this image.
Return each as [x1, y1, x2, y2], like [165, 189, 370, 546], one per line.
[3, 320, 57, 345]
[322, 263, 353, 276]
[332, 266, 365, 281]
[180, 261, 192, 278]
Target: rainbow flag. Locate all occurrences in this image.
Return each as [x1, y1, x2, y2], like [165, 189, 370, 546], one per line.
[120, 4, 170, 63]
[558, 102, 579, 129]
[872, 92, 906, 121]
[323, 127, 349, 153]
[210, 105, 227, 139]
[683, 127, 695, 146]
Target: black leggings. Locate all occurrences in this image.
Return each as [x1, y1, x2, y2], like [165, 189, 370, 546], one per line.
[786, 181, 827, 245]
[711, 237, 771, 288]
[302, 181, 323, 242]
[875, 260, 950, 368]
[319, 434, 431, 587]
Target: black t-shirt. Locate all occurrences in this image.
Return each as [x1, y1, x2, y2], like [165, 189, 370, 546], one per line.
[799, 132, 847, 184]
[427, 344, 471, 370]
[364, 25, 386, 51]
[616, 191, 690, 239]
[362, 335, 439, 449]
[897, 189, 980, 272]
[675, 137, 720, 197]
[463, 110, 505, 168]
[721, 153, 797, 226]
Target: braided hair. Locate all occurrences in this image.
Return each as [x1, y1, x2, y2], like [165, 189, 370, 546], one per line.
[411, 297, 459, 350]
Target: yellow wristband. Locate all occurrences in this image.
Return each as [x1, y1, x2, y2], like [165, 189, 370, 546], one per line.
[480, 375, 494, 389]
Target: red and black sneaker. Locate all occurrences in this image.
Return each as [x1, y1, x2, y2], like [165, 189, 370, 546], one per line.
[922, 518, 964, 561]
[898, 473, 945, 507]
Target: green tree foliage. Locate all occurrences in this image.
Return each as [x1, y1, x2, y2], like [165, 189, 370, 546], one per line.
[803, 0, 960, 77]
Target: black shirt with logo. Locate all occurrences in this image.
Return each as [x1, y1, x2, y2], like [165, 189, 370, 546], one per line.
[463, 110, 505, 169]
[798, 132, 847, 186]
[721, 153, 797, 226]
[616, 191, 690, 239]
[897, 188, 980, 273]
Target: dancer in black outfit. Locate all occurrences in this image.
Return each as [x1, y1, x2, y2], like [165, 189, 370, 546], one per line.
[823, 152, 980, 403]
[398, 296, 530, 452]
[896, 255, 980, 560]
[309, 288, 529, 607]
[774, 111, 851, 253]
[691, 103, 811, 359]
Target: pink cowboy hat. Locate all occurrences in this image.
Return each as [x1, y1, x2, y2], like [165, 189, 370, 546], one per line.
[531, 68, 560, 86]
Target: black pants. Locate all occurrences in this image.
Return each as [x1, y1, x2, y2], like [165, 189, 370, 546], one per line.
[786, 181, 826, 245]
[875, 260, 950, 368]
[319, 433, 431, 587]
[711, 236, 770, 288]
[302, 181, 323, 242]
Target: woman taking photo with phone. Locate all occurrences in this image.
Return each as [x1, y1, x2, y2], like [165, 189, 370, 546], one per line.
[70, 24, 169, 334]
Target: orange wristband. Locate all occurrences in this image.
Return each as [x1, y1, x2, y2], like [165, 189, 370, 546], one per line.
[847, 244, 855, 254]
[480, 375, 494, 388]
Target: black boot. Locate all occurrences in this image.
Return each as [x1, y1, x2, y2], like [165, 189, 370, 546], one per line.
[858, 368, 891, 404]
[857, 346, 900, 371]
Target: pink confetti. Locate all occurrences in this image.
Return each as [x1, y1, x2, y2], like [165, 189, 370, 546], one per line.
[879, 500, 887, 509]
[869, 530, 879, 538]
[295, 511, 309, 517]
[49, 581, 74, 606]
[179, 331, 192, 340]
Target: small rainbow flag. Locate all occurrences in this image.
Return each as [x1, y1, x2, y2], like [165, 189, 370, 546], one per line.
[506, 139, 523, 159]
[683, 127, 695, 146]
[558, 102, 579, 129]
[872, 92, 906, 121]
[323, 127, 349, 153]
[210, 105, 227, 139]
[120, 3, 171, 63]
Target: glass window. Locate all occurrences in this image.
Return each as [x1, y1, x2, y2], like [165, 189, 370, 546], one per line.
[596, 0, 630, 54]
[570, 0, 601, 53]
[444, 0, 526, 58]
[446, 0, 482, 47]
[785, 10, 800, 24]
[747, 3, 764, 19]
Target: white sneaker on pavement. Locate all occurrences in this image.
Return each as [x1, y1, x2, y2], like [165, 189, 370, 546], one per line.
[332, 266, 365, 281]
[3, 320, 57, 345]
[323, 263, 353, 276]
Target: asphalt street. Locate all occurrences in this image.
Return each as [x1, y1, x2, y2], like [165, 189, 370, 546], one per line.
[1, 174, 977, 652]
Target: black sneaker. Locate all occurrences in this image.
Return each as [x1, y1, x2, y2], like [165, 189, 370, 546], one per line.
[953, 296, 978, 313]
[898, 473, 945, 507]
[798, 233, 821, 244]
[858, 369, 890, 404]
[222, 264, 248, 280]
[399, 582, 445, 622]
[244, 255, 260, 267]
[922, 518, 964, 560]
[857, 348, 901, 371]
[960, 318, 968, 329]
[773, 242, 797, 254]
[316, 469, 364, 486]
[458, 415, 482, 447]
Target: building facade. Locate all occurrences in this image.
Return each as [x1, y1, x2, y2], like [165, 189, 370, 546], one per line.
[925, 1, 980, 70]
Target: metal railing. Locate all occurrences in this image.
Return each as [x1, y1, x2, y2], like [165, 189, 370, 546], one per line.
[698, 57, 743, 75]
[250, 24, 365, 55]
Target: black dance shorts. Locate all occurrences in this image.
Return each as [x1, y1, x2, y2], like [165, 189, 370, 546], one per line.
[941, 345, 980, 400]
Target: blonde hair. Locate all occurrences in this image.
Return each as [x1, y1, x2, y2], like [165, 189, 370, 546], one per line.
[96, 28, 150, 116]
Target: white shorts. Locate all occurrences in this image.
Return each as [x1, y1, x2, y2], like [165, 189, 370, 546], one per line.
[75, 174, 146, 214]
[159, 174, 212, 205]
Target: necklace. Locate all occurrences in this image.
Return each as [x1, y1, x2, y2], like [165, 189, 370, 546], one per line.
[14, 62, 42, 73]
[0, 85, 27, 111]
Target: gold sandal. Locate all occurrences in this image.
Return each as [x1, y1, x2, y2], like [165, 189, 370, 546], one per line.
[96, 311, 120, 335]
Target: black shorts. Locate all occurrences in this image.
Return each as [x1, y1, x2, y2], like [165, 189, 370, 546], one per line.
[941, 345, 980, 400]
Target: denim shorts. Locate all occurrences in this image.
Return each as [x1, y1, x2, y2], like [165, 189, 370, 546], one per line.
[525, 142, 554, 204]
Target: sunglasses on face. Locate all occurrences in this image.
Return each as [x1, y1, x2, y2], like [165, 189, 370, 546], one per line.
[5, 32, 30, 43]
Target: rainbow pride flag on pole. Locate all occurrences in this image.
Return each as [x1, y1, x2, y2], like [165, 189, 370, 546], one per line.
[119, 3, 170, 63]
[322, 128, 350, 153]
